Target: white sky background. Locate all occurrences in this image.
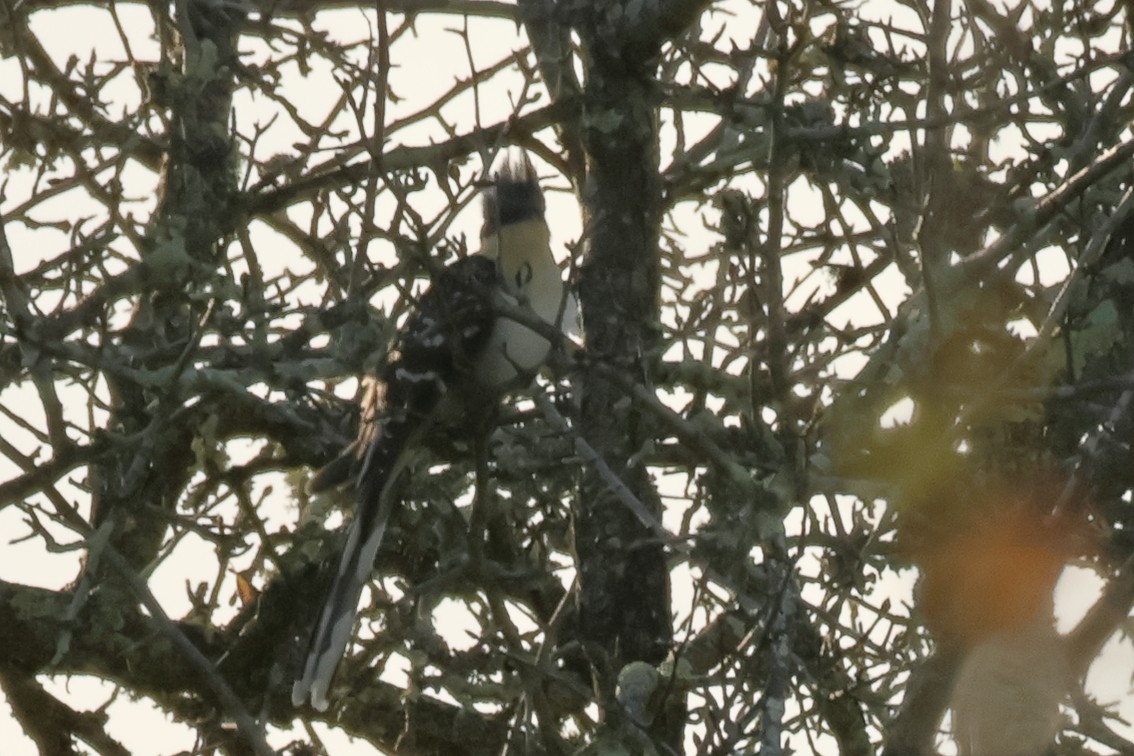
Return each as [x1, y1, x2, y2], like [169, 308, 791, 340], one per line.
[1, 1, 1133, 754]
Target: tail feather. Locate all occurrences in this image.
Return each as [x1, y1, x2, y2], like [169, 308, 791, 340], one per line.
[292, 412, 424, 710]
[306, 378, 386, 494]
[291, 490, 392, 710]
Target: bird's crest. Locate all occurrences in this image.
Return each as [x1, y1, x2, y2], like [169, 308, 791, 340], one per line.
[481, 149, 545, 235]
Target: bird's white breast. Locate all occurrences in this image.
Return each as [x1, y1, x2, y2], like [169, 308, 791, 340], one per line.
[475, 219, 569, 387]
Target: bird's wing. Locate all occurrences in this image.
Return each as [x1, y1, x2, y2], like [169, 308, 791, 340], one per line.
[293, 255, 499, 710]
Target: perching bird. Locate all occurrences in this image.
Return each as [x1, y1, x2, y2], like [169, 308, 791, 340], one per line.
[292, 150, 568, 711]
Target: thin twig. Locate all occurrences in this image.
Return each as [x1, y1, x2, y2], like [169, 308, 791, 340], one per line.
[533, 391, 764, 614]
[100, 542, 275, 756]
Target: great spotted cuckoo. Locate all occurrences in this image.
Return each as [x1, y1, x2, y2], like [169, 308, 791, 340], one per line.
[292, 150, 568, 711]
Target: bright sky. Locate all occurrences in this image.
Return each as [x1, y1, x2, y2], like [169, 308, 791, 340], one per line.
[1, 1, 1133, 754]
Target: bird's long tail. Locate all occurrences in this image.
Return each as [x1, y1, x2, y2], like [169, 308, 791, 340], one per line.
[291, 408, 426, 710]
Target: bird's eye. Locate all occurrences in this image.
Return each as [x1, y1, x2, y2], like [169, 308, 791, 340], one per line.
[515, 261, 533, 288]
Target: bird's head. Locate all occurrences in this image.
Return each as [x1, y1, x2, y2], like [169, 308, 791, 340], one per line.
[480, 149, 545, 241]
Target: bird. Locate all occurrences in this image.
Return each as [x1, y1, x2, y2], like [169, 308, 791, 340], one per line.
[292, 149, 568, 711]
